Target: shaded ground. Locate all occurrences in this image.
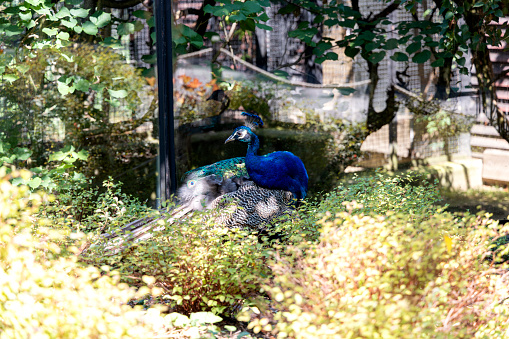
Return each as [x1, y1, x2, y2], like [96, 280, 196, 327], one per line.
[438, 187, 509, 220]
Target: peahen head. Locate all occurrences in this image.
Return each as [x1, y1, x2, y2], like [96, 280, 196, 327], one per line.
[225, 126, 254, 144]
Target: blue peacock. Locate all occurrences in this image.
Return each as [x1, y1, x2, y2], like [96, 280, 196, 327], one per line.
[98, 126, 302, 254]
[225, 112, 308, 200]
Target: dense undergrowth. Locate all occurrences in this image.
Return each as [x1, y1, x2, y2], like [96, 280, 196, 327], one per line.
[2, 162, 509, 338]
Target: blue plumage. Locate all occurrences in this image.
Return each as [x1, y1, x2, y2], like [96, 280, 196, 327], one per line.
[225, 122, 308, 200]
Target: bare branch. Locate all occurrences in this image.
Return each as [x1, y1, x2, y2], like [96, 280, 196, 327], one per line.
[372, 1, 402, 22]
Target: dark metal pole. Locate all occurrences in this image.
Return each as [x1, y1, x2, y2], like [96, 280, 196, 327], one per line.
[155, 0, 177, 201]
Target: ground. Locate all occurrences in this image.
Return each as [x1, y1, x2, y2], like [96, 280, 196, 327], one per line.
[438, 186, 509, 220]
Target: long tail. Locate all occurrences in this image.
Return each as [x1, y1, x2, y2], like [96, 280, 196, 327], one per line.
[98, 204, 195, 255]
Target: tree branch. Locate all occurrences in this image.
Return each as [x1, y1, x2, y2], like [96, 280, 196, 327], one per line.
[372, 0, 402, 22]
[102, 0, 143, 9]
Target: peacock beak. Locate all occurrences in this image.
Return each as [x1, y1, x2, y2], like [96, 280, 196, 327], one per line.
[225, 134, 236, 144]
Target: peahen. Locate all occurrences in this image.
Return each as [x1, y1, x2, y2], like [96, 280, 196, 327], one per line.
[96, 156, 295, 255]
[225, 113, 309, 200]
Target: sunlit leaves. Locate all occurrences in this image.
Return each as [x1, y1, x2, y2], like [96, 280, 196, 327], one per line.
[108, 89, 128, 99]
[70, 8, 89, 18]
[90, 11, 111, 28]
[82, 21, 98, 35]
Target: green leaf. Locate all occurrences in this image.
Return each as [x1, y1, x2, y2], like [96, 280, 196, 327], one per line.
[365, 42, 379, 52]
[108, 89, 128, 98]
[15, 147, 32, 161]
[27, 177, 42, 189]
[55, 7, 71, 19]
[133, 20, 145, 32]
[57, 82, 73, 95]
[230, 13, 247, 22]
[390, 52, 408, 62]
[5, 25, 24, 36]
[90, 11, 111, 28]
[383, 38, 399, 50]
[255, 22, 272, 31]
[406, 42, 421, 54]
[431, 58, 445, 67]
[133, 10, 152, 20]
[445, 11, 454, 20]
[42, 28, 58, 37]
[2, 74, 19, 83]
[142, 54, 157, 64]
[101, 37, 122, 49]
[278, 4, 298, 15]
[82, 21, 98, 35]
[147, 16, 155, 28]
[117, 22, 135, 35]
[345, 46, 360, 58]
[70, 8, 90, 18]
[367, 51, 386, 64]
[473, 2, 484, 8]
[57, 32, 70, 40]
[15, 64, 30, 74]
[74, 79, 90, 92]
[11, 177, 25, 186]
[65, 0, 84, 4]
[61, 18, 78, 29]
[242, 1, 263, 15]
[412, 50, 431, 63]
[19, 11, 32, 21]
[76, 149, 89, 161]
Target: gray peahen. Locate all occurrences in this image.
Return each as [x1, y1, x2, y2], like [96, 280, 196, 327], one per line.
[97, 156, 295, 255]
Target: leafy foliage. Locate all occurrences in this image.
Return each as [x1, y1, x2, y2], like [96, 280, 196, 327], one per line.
[0, 167, 158, 338]
[87, 211, 274, 316]
[296, 170, 443, 240]
[249, 210, 509, 338]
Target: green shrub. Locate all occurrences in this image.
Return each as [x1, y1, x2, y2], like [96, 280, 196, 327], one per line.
[295, 171, 442, 241]
[0, 167, 158, 338]
[244, 209, 509, 338]
[88, 212, 273, 316]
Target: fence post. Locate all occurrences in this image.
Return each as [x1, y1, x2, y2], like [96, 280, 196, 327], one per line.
[155, 0, 177, 202]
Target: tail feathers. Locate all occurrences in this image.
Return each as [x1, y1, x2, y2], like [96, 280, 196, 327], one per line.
[98, 204, 194, 255]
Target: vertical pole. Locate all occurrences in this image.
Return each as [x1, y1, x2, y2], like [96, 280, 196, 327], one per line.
[155, 0, 177, 202]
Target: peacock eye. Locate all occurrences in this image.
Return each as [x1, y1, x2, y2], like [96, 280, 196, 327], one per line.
[187, 180, 196, 188]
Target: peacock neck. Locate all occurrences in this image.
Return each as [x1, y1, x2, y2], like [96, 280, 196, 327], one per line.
[246, 132, 260, 156]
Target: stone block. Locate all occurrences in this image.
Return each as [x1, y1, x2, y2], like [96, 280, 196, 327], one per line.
[483, 149, 509, 184]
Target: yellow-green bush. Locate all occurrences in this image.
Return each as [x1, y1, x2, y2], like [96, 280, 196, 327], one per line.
[0, 167, 158, 338]
[90, 212, 273, 316]
[248, 210, 509, 338]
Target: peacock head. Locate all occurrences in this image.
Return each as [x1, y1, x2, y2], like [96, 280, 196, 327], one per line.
[225, 126, 253, 144]
[225, 112, 263, 144]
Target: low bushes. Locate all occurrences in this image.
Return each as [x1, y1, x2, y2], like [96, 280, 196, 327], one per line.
[245, 196, 509, 337]
[89, 212, 274, 316]
[0, 168, 157, 338]
[4, 161, 509, 338]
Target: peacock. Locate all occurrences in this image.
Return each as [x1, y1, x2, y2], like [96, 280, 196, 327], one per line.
[96, 155, 295, 255]
[225, 113, 309, 200]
